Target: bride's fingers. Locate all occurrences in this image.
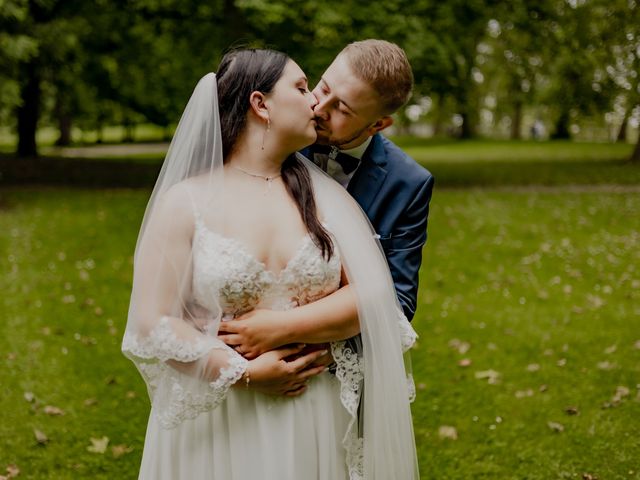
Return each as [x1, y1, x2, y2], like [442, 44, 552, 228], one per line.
[297, 364, 326, 381]
[289, 349, 328, 372]
[218, 333, 242, 345]
[274, 344, 307, 359]
[284, 385, 307, 397]
[217, 321, 240, 333]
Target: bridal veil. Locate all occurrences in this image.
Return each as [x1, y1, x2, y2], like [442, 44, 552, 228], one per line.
[122, 72, 419, 479]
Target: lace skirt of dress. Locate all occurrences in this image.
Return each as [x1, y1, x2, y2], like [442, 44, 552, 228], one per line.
[138, 371, 350, 480]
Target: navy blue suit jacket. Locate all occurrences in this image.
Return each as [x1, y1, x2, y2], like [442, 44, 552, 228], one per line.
[304, 133, 434, 321]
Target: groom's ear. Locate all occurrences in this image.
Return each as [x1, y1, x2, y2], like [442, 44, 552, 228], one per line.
[249, 91, 270, 122]
[367, 116, 393, 135]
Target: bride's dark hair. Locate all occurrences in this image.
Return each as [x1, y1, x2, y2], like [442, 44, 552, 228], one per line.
[216, 49, 333, 260]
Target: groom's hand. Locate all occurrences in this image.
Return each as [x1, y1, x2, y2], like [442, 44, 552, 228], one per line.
[218, 309, 288, 359]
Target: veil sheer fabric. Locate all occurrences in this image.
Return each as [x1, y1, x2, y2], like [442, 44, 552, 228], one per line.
[122, 72, 419, 479]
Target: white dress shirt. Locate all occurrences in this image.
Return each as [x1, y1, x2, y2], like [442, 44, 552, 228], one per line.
[322, 136, 373, 189]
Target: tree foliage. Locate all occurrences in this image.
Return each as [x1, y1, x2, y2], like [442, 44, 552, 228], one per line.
[0, 0, 639, 157]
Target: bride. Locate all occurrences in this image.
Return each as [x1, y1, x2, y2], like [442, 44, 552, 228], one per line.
[122, 48, 419, 479]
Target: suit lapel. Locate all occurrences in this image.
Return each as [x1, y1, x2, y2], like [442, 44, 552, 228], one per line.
[347, 134, 388, 213]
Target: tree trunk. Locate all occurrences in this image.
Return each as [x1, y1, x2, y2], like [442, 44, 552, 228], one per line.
[123, 114, 134, 143]
[630, 135, 640, 163]
[460, 111, 475, 139]
[96, 116, 104, 144]
[163, 125, 172, 141]
[616, 112, 628, 142]
[17, 61, 40, 157]
[56, 115, 72, 146]
[552, 110, 571, 140]
[54, 91, 72, 146]
[511, 101, 522, 140]
[433, 95, 444, 137]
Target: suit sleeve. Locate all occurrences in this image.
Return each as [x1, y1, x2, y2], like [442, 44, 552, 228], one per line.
[379, 174, 434, 321]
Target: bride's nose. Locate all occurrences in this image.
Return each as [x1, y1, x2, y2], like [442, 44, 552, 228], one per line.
[308, 91, 319, 109]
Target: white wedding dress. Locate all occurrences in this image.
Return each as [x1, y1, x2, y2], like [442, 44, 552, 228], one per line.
[136, 214, 356, 480]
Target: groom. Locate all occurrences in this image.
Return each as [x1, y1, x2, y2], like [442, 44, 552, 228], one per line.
[220, 40, 434, 393]
[307, 39, 433, 322]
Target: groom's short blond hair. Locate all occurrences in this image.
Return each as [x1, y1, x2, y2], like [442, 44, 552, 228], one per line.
[339, 39, 413, 115]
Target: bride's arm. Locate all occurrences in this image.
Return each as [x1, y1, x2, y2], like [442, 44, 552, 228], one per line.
[218, 268, 359, 358]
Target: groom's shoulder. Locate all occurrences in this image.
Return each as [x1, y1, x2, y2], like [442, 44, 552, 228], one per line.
[377, 135, 432, 185]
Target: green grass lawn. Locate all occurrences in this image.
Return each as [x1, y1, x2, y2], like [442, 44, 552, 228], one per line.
[0, 125, 169, 153]
[413, 189, 640, 479]
[1, 139, 640, 478]
[1, 185, 638, 479]
[395, 139, 639, 187]
[2, 139, 638, 188]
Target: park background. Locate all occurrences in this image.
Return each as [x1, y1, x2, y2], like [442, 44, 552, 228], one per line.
[1, 0, 639, 478]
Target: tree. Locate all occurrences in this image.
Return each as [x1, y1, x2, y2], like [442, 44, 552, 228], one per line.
[0, 1, 38, 129]
[598, 0, 640, 161]
[478, 1, 557, 139]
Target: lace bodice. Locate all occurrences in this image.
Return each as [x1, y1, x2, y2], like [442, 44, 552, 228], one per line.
[192, 218, 342, 315]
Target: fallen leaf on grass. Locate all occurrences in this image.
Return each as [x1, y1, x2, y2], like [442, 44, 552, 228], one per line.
[565, 406, 580, 416]
[438, 426, 458, 440]
[526, 363, 540, 372]
[43, 405, 65, 416]
[5, 464, 20, 478]
[125, 391, 136, 399]
[61, 295, 76, 304]
[515, 389, 534, 398]
[634, 340, 640, 350]
[602, 386, 631, 409]
[24, 392, 35, 403]
[83, 398, 98, 407]
[111, 444, 133, 458]
[87, 436, 109, 454]
[448, 339, 470, 354]
[475, 370, 501, 384]
[582, 474, 599, 480]
[34, 428, 48, 444]
[547, 421, 564, 433]
[603, 344, 617, 354]
[597, 361, 616, 370]
[458, 358, 472, 367]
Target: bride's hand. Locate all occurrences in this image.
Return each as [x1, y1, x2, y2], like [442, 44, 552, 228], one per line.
[242, 344, 328, 397]
[218, 309, 288, 359]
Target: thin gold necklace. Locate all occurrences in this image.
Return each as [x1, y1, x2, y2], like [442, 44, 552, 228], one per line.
[231, 165, 282, 192]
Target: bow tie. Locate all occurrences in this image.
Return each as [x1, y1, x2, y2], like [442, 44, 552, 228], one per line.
[315, 145, 360, 175]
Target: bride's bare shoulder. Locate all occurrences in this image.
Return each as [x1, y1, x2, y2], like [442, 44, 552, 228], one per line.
[160, 174, 215, 203]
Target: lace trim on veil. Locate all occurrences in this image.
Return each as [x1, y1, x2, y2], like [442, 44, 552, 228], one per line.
[123, 317, 248, 429]
[331, 307, 418, 479]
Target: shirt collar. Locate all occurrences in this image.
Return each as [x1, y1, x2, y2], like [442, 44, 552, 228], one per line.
[339, 136, 373, 160]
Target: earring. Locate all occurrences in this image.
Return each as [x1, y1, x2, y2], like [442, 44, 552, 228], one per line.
[261, 117, 270, 151]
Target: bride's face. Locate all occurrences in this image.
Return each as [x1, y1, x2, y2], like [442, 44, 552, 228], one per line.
[264, 60, 318, 151]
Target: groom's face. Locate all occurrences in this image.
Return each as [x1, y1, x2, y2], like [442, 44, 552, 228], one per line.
[312, 55, 385, 149]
